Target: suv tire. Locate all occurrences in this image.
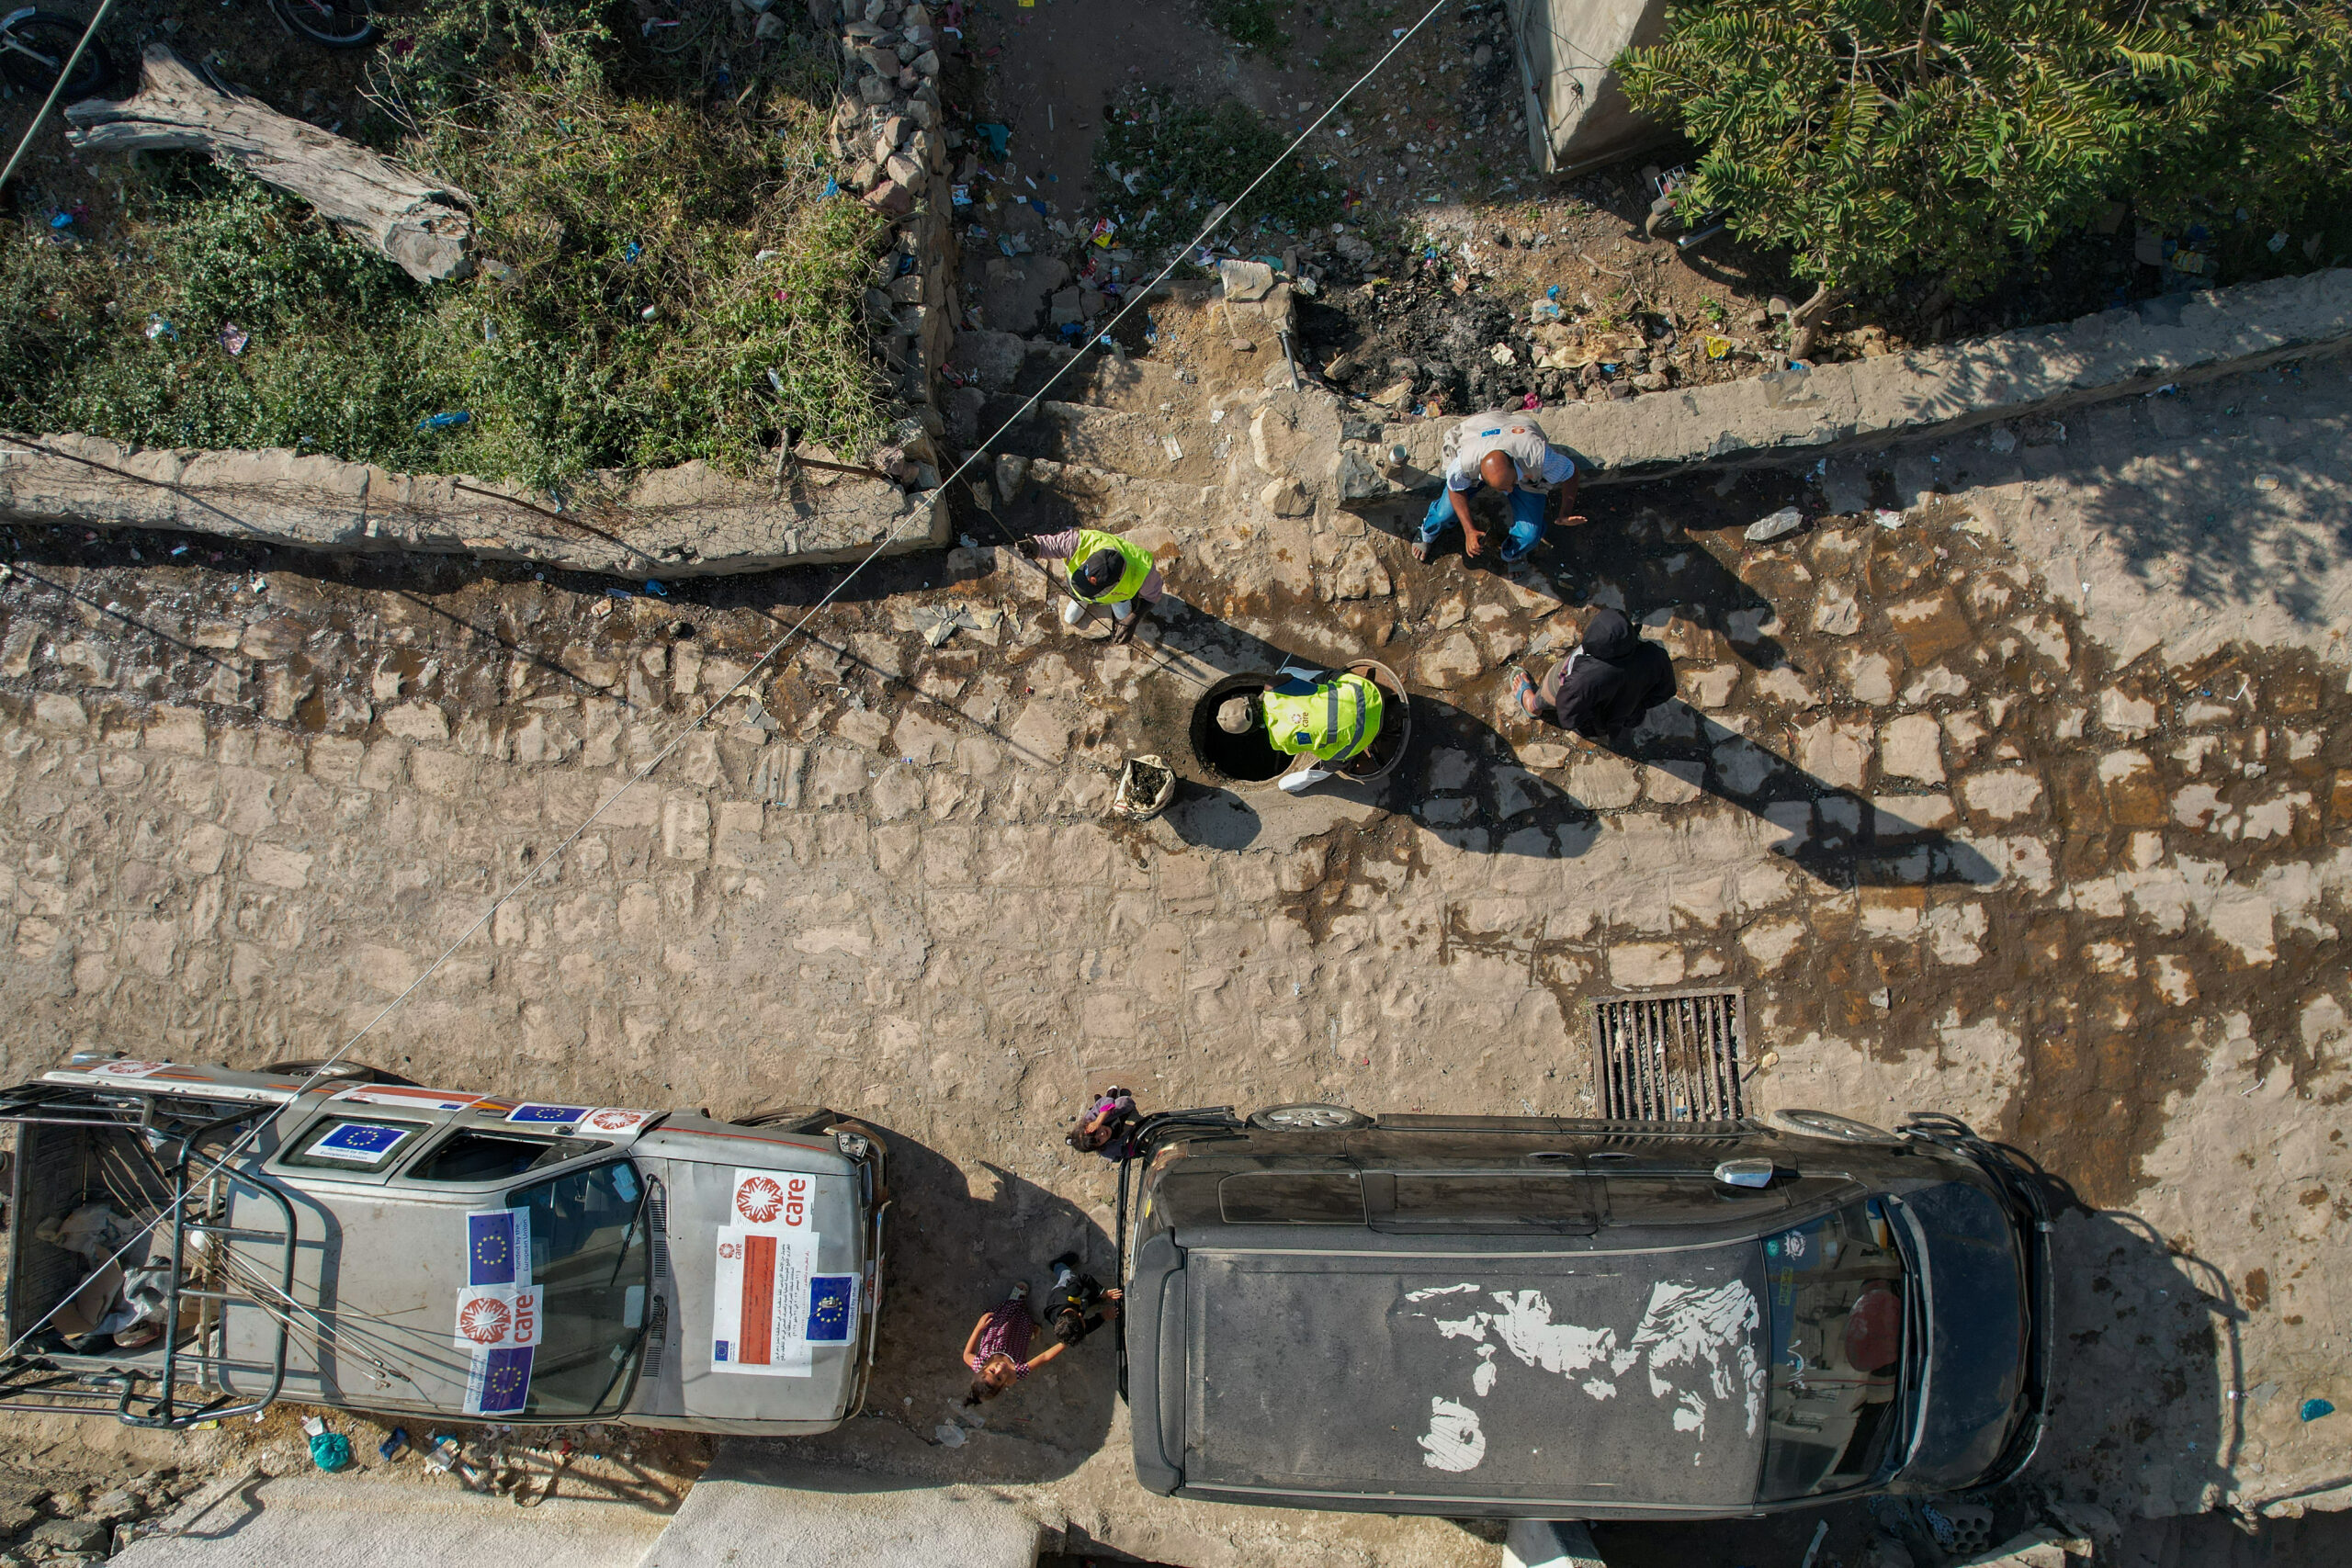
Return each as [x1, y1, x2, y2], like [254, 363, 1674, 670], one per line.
[1769, 1108, 1902, 1145]
[1247, 1103, 1371, 1131]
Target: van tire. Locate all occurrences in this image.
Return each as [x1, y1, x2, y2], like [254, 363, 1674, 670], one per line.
[263, 1059, 416, 1087]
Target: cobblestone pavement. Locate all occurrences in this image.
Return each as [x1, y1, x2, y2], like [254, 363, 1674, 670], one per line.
[0, 357, 2346, 1563]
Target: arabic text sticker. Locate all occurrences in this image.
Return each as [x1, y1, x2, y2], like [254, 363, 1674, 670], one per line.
[466, 1345, 535, 1417]
[504, 1103, 589, 1125]
[709, 1226, 815, 1377]
[581, 1107, 654, 1134]
[308, 1122, 414, 1165]
[731, 1168, 813, 1231]
[451, 1284, 542, 1351]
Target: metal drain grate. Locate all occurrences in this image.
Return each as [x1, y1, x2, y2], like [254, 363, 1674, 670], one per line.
[1591, 989, 1747, 1121]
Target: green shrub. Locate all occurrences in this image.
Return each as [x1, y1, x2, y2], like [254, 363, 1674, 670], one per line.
[1619, 0, 2352, 294]
[0, 0, 895, 488]
[1097, 89, 1345, 243]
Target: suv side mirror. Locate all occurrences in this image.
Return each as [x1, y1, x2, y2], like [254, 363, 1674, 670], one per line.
[1713, 1158, 1776, 1189]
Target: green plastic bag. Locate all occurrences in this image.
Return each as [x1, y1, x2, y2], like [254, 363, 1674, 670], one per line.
[310, 1432, 354, 1472]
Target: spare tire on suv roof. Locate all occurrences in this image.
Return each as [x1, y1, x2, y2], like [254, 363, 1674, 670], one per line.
[1247, 1103, 1372, 1131]
[1769, 1108, 1903, 1144]
[264, 1059, 416, 1087]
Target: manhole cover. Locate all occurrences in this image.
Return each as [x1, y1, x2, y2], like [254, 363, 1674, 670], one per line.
[1590, 989, 1747, 1121]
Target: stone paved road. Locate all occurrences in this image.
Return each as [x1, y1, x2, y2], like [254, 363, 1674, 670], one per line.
[0, 357, 2346, 1563]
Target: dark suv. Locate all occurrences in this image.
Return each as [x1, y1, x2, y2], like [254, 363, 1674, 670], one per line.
[1121, 1106, 2050, 1519]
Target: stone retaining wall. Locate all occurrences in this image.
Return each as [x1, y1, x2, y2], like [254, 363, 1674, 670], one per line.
[1324, 266, 2352, 506]
[0, 435, 946, 577]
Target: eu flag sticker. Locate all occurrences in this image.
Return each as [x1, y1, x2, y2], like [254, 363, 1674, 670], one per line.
[468, 1345, 534, 1416]
[505, 1103, 589, 1125]
[805, 1275, 858, 1344]
[311, 1122, 413, 1165]
[466, 1209, 532, 1288]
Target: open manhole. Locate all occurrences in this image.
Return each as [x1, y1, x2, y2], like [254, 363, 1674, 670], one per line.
[1590, 989, 1747, 1121]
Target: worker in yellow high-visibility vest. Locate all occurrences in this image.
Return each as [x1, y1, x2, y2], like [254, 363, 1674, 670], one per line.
[1017, 528, 1163, 645]
[1216, 669, 1383, 795]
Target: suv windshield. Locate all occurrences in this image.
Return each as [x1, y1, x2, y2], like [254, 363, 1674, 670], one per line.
[1758, 1199, 1908, 1501]
[506, 1162, 652, 1418]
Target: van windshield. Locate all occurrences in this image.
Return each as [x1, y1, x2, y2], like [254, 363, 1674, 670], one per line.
[503, 1161, 652, 1418]
[1758, 1199, 1908, 1500]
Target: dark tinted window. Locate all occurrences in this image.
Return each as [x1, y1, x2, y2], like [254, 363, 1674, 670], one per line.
[1600, 1175, 1787, 1224]
[281, 1116, 428, 1172]
[1759, 1200, 1909, 1500]
[411, 1132, 611, 1183]
[1385, 1174, 1596, 1232]
[1218, 1172, 1364, 1224]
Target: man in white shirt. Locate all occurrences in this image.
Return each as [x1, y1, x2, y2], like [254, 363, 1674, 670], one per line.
[1414, 411, 1582, 566]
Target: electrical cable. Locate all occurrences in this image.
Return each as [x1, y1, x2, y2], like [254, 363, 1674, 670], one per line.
[0, 0, 119, 195]
[0, 0, 1464, 1377]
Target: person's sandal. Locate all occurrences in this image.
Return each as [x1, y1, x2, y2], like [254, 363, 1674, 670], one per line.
[1508, 666, 1541, 718]
[1009, 1280, 1030, 1302]
[1410, 538, 1431, 563]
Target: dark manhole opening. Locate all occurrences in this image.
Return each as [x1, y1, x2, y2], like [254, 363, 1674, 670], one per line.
[1590, 988, 1747, 1121]
[1190, 673, 1288, 782]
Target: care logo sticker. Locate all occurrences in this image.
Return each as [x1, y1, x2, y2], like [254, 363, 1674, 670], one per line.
[710, 1226, 815, 1378]
[581, 1108, 654, 1134]
[731, 1168, 813, 1232]
[309, 1122, 414, 1165]
[451, 1284, 540, 1351]
[85, 1060, 172, 1079]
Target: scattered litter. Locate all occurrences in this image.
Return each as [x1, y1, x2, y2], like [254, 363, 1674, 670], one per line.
[310, 1432, 354, 1472]
[419, 412, 470, 430]
[1744, 506, 1804, 544]
[424, 1435, 463, 1475]
[170, 545, 187, 557]
[2302, 1398, 2335, 1422]
[50, 212, 73, 229]
[754, 248, 781, 263]
[219, 323, 248, 355]
[2253, 474, 2279, 491]
[2268, 231, 2290, 253]
[639, 304, 659, 321]
[1873, 509, 1905, 528]
[642, 580, 669, 597]
[933, 1424, 967, 1448]
[144, 315, 177, 342]
[1703, 334, 1731, 359]
[972, 122, 1011, 157]
[1162, 435, 1183, 462]
[301, 1416, 327, 1438]
[379, 1427, 410, 1461]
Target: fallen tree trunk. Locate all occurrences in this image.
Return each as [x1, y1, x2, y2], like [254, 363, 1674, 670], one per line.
[64, 44, 471, 283]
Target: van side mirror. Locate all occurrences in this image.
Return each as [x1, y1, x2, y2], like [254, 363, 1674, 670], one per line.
[1713, 1158, 1776, 1189]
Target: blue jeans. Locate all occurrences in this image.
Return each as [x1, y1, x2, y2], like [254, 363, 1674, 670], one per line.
[1419, 484, 1548, 561]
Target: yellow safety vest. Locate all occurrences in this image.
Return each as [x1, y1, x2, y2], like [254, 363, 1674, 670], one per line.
[1069, 529, 1155, 604]
[1262, 674, 1382, 763]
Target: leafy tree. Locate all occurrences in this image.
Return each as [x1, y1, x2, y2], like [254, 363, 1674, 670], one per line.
[1618, 0, 2352, 295]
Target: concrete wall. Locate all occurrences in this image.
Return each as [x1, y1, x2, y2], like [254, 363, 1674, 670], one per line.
[1506, 0, 1673, 176]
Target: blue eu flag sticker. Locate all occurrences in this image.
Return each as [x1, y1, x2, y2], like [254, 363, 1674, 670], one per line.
[468, 1212, 518, 1287]
[805, 1276, 856, 1344]
[472, 1346, 534, 1416]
